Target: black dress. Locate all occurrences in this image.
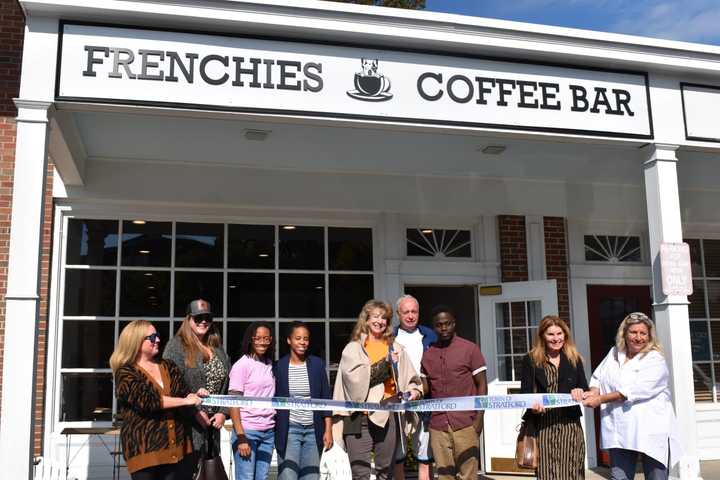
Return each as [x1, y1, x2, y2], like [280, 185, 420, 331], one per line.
[520, 352, 588, 480]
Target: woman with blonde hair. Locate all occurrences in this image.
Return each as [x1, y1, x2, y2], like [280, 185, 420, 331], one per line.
[110, 320, 207, 480]
[332, 300, 423, 480]
[163, 299, 230, 465]
[519, 315, 588, 480]
[584, 313, 682, 479]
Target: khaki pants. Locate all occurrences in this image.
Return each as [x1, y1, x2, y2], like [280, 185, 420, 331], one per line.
[429, 425, 479, 480]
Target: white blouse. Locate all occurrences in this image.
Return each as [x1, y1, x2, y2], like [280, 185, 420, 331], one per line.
[589, 347, 682, 468]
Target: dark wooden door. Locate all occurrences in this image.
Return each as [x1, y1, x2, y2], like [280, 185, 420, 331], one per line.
[586, 284, 652, 465]
[404, 285, 478, 343]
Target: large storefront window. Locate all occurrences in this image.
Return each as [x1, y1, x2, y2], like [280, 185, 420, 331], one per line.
[59, 218, 374, 422]
[687, 238, 720, 402]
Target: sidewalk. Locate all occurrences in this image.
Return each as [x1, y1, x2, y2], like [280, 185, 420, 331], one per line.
[477, 460, 720, 479]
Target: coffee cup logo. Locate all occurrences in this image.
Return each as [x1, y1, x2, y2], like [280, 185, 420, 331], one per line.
[347, 58, 393, 102]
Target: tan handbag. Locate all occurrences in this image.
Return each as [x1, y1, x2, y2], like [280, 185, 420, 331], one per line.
[515, 416, 538, 469]
[516, 375, 539, 470]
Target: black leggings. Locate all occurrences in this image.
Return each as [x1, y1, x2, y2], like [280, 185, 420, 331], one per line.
[130, 455, 195, 480]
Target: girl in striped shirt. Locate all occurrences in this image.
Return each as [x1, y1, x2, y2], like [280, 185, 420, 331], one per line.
[274, 321, 333, 480]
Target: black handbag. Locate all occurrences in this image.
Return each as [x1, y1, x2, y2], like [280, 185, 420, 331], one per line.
[194, 427, 229, 480]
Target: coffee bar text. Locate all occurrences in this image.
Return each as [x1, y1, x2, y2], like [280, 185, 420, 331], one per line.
[417, 72, 635, 116]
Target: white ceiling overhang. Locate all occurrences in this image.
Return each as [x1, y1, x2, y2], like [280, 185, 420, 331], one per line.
[49, 103, 718, 188]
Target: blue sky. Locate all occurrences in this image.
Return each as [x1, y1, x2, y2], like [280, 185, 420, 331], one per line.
[424, 0, 720, 46]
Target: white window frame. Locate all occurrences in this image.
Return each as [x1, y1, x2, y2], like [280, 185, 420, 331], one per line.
[404, 225, 475, 261]
[686, 237, 720, 403]
[582, 234, 644, 264]
[50, 210, 378, 428]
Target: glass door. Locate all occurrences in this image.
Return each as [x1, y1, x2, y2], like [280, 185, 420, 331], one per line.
[478, 280, 558, 473]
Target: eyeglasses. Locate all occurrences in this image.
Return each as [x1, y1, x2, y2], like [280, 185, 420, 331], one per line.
[252, 336, 272, 345]
[145, 333, 161, 344]
[192, 314, 213, 324]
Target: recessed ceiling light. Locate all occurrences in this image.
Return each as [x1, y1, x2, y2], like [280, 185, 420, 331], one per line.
[421, 229, 433, 234]
[139, 250, 150, 254]
[481, 145, 506, 155]
[147, 286, 155, 290]
[144, 272, 153, 276]
[229, 285, 237, 289]
[282, 225, 296, 230]
[258, 253, 270, 258]
[315, 286, 323, 290]
[244, 129, 271, 141]
[132, 220, 146, 225]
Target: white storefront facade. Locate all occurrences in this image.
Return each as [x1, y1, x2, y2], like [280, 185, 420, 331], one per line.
[2, 1, 720, 479]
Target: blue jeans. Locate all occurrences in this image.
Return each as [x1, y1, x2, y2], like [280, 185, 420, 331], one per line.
[232, 429, 274, 480]
[609, 448, 668, 480]
[278, 423, 320, 480]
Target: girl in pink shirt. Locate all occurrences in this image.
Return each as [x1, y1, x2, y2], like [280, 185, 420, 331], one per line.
[229, 322, 276, 480]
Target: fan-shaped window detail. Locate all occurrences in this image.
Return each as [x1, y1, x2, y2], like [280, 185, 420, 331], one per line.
[584, 235, 641, 263]
[406, 229, 472, 258]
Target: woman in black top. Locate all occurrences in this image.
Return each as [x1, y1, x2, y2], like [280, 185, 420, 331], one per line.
[163, 299, 230, 462]
[520, 315, 588, 480]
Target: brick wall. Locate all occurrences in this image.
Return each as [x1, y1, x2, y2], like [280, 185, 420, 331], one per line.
[34, 160, 53, 455]
[499, 215, 571, 322]
[0, 0, 54, 456]
[544, 216, 570, 322]
[498, 215, 529, 282]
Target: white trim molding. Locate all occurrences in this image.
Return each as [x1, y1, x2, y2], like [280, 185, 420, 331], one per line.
[0, 98, 52, 480]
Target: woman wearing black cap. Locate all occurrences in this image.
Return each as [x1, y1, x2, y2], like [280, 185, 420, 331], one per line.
[163, 299, 231, 466]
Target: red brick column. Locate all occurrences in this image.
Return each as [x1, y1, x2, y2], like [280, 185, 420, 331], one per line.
[34, 160, 53, 456]
[498, 215, 529, 282]
[543, 217, 570, 322]
[0, 1, 54, 456]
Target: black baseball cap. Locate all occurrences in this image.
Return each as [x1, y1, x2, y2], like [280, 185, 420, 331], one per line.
[187, 299, 212, 317]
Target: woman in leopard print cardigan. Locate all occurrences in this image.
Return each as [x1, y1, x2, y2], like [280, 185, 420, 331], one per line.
[111, 320, 207, 480]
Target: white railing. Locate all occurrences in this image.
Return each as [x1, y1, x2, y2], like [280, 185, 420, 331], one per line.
[33, 458, 65, 480]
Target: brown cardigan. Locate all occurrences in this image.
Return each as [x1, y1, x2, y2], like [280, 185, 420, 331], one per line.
[115, 359, 194, 473]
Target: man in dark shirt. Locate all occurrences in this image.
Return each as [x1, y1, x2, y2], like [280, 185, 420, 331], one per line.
[421, 305, 487, 480]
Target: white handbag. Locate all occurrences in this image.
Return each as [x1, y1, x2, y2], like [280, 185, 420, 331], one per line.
[318, 444, 352, 480]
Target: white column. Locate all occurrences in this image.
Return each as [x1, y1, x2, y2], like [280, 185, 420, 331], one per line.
[0, 99, 52, 480]
[643, 143, 701, 480]
[525, 215, 546, 281]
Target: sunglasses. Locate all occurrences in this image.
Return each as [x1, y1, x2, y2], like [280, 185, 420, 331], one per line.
[145, 333, 161, 344]
[192, 314, 213, 324]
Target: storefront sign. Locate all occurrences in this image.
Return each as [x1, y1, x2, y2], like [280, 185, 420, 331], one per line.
[681, 83, 720, 142]
[660, 242, 693, 296]
[57, 23, 653, 138]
